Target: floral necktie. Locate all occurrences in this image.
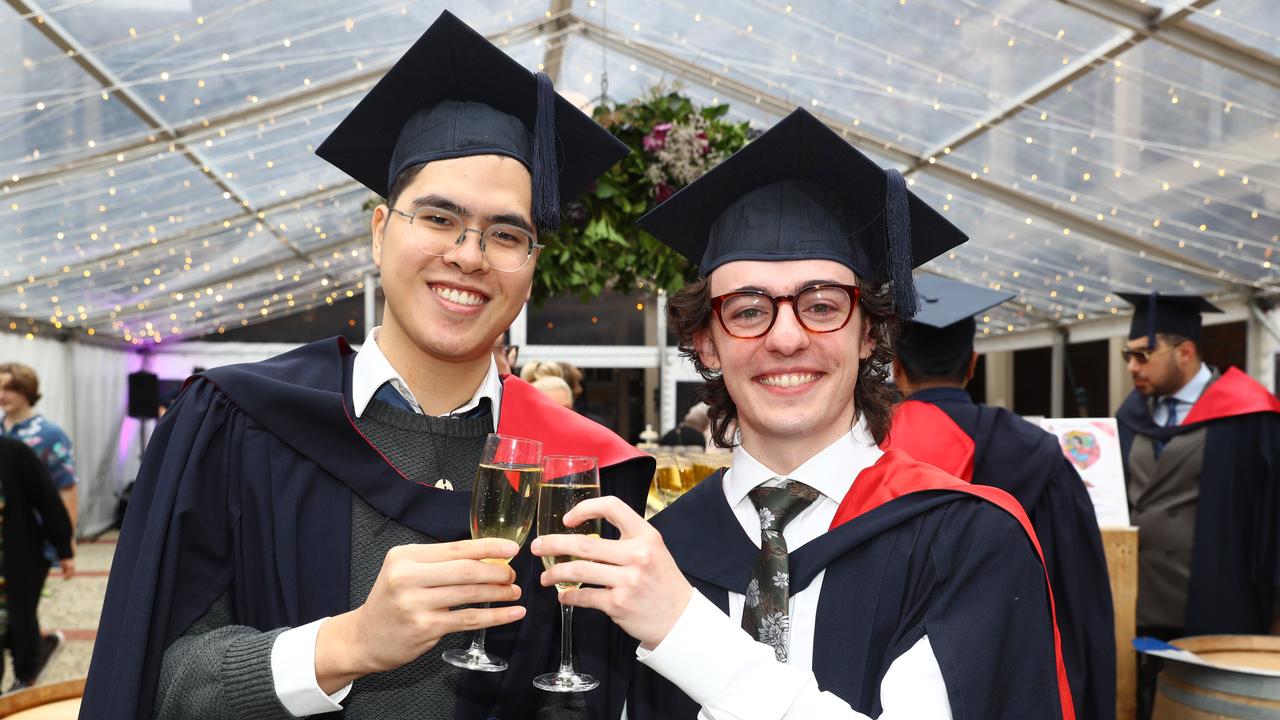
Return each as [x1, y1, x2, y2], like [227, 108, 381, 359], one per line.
[742, 480, 820, 663]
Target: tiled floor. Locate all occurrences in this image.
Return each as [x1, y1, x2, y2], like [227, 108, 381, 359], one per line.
[2, 534, 116, 690]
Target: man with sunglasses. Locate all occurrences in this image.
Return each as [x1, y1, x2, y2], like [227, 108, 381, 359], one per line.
[83, 12, 653, 720]
[533, 109, 1075, 719]
[1114, 292, 1280, 719]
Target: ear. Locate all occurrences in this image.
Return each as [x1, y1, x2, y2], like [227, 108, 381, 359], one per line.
[694, 327, 721, 372]
[965, 351, 979, 383]
[371, 205, 389, 270]
[891, 357, 908, 393]
[858, 311, 876, 360]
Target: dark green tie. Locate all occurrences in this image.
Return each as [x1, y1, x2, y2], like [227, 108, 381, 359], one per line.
[742, 480, 820, 662]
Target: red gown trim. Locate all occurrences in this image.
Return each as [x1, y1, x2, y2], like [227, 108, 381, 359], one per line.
[831, 449, 1076, 720]
[1180, 367, 1280, 426]
[496, 375, 647, 469]
[883, 399, 975, 480]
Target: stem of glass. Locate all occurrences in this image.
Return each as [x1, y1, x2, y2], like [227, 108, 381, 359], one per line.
[557, 603, 575, 676]
[468, 602, 491, 658]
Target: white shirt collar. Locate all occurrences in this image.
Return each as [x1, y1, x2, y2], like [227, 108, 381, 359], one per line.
[1169, 363, 1212, 407]
[351, 327, 503, 430]
[724, 415, 884, 506]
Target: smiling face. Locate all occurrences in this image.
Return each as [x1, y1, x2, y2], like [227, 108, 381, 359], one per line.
[695, 259, 873, 457]
[371, 154, 536, 366]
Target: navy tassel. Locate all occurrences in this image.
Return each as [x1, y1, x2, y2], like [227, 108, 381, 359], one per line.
[885, 169, 917, 318]
[1147, 290, 1158, 349]
[532, 72, 561, 230]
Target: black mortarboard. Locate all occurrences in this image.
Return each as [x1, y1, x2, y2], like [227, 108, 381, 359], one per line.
[635, 108, 967, 317]
[897, 274, 1015, 375]
[1118, 292, 1223, 348]
[316, 10, 628, 230]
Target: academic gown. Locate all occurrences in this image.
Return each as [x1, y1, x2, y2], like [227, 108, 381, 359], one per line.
[1116, 366, 1280, 635]
[81, 337, 654, 720]
[885, 387, 1115, 720]
[626, 449, 1075, 720]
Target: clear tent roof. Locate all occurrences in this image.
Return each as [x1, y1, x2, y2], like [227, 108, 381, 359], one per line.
[1, 0, 1276, 346]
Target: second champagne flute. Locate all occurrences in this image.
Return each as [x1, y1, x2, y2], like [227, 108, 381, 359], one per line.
[441, 433, 541, 672]
[534, 454, 601, 692]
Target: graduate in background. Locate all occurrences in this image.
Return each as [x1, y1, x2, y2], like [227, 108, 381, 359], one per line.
[888, 274, 1115, 720]
[533, 108, 1075, 719]
[83, 12, 652, 720]
[1115, 292, 1280, 718]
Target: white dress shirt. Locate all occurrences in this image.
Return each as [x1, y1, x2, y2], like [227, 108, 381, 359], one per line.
[1152, 362, 1211, 426]
[270, 326, 504, 716]
[633, 420, 954, 719]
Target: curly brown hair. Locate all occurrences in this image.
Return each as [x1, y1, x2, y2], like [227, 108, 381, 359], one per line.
[667, 276, 900, 447]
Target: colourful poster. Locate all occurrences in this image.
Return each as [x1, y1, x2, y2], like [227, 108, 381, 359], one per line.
[1038, 417, 1131, 527]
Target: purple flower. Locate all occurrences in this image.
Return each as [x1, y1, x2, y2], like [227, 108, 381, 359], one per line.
[643, 122, 674, 152]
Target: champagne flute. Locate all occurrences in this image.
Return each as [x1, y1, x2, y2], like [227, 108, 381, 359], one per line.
[534, 455, 601, 692]
[442, 433, 542, 672]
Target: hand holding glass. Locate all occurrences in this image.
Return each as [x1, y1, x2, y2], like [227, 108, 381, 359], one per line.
[534, 455, 602, 692]
[442, 433, 541, 672]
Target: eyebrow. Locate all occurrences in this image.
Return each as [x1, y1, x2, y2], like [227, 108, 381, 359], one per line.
[729, 278, 851, 294]
[408, 193, 535, 235]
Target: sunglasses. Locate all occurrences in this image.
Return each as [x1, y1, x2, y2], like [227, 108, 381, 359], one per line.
[1120, 341, 1184, 364]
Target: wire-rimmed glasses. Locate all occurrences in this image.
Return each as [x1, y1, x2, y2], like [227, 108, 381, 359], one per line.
[709, 283, 861, 339]
[388, 204, 544, 272]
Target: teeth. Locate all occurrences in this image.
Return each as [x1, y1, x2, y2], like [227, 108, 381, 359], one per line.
[433, 286, 485, 306]
[759, 373, 818, 388]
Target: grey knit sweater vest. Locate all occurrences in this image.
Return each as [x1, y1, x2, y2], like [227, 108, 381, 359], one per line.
[345, 398, 490, 719]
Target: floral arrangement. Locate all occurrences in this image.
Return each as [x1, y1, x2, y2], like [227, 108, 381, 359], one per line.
[534, 89, 752, 303]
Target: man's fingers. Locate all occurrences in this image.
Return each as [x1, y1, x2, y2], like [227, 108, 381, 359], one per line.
[423, 582, 522, 610]
[388, 558, 516, 590]
[554, 587, 611, 612]
[394, 538, 521, 563]
[441, 604, 526, 633]
[532, 532, 645, 567]
[540, 559, 627, 589]
[562, 496, 650, 537]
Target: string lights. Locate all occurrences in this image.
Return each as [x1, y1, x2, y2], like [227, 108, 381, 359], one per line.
[1, 0, 1275, 344]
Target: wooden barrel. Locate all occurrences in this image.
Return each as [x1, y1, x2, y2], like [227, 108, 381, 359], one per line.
[1153, 636, 1280, 719]
[0, 678, 84, 718]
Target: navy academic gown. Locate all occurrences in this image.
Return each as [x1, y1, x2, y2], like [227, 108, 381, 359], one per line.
[887, 387, 1115, 720]
[81, 337, 654, 720]
[1116, 366, 1280, 635]
[625, 449, 1074, 720]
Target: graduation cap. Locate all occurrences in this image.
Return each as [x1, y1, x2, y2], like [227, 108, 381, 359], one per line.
[635, 108, 968, 317]
[1118, 292, 1223, 348]
[316, 10, 628, 230]
[896, 274, 1015, 376]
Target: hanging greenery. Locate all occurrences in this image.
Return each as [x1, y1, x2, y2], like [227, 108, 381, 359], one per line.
[533, 90, 752, 304]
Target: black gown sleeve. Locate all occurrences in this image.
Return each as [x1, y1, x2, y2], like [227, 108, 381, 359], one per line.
[922, 500, 1067, 720]
[1030, 455, 1116, 720]
[82, 379, 244, 720]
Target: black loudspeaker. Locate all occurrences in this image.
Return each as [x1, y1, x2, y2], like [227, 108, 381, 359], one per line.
[128, 371, 160, 419]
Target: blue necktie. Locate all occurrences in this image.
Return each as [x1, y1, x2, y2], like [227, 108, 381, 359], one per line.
[372, 381, 492, 419]
[1153, 398, 1180, 459]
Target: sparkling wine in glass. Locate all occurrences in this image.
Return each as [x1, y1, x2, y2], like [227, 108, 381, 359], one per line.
[533, 455, 601, 692]
[442, 433, 541, 672]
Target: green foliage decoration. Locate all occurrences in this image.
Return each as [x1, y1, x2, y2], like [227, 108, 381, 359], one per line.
[533, 90, 751, 303]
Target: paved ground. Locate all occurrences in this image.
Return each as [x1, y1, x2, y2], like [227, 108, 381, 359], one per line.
[2, 533, 116, 690]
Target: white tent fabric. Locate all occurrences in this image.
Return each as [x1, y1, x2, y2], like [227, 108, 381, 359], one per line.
[0, 0, 1275, 346]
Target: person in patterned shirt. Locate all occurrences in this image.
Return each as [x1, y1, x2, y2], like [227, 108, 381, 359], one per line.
[0, 363, 77, 537]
